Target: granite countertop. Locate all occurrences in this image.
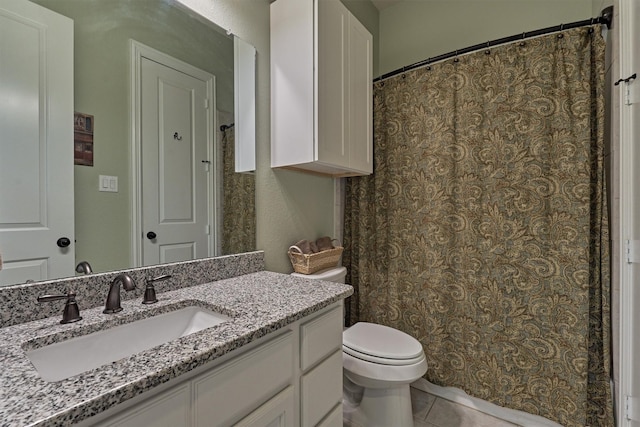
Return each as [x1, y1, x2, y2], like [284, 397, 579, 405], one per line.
[0, 271, 353, 427]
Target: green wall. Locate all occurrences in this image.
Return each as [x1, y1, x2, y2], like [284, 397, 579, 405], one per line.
[378, 0, 594, 77]
[32, 0, 234, 274]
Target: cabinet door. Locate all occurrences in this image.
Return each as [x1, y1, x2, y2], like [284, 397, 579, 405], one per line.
[270, 0, 315, 168]
[348, 13, 373, 174]
[301, 350, 343, 427]
[316, 404, 343, 427]
[96, 384, 191, 427]
[193, 332, 293, 426]
[317, 0, 349, 169]
[233, 386, 295, 427]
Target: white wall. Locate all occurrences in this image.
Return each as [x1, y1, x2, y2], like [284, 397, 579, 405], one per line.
[378, 0, 594, 77]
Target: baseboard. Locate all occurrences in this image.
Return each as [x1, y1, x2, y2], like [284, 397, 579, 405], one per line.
[411, 378, 563, 427]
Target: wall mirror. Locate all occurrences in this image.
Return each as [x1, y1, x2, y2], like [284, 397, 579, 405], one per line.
[0, 0, 256, 287]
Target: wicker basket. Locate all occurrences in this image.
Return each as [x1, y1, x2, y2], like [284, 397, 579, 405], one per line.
[288, 245, 344, 275]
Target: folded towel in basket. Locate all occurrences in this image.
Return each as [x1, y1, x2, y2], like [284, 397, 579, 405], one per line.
[293, 239, 313, 254]
[315, 236, 334, 251]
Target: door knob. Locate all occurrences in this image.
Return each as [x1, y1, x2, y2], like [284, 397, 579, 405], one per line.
[146, 231, 157, 240]
[56, 237, 71, 248]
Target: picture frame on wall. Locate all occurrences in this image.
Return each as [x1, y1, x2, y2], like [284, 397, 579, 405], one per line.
[74, 112, 94, 166]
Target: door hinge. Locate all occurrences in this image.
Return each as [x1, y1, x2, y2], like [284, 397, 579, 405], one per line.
[205, 225, 210, 235]
[617, 73, 637, 105]
[626, 240, 640, 263]
[625, 82, 638, 105]
[626, 395, 640, 420]
[204, 98, 210, 109]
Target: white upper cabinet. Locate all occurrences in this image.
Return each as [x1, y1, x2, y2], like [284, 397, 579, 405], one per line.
[270, 0, 373, 177]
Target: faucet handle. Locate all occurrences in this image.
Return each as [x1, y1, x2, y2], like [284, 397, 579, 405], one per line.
[142, 274, 171, 305]
[38, 291, 82, 324]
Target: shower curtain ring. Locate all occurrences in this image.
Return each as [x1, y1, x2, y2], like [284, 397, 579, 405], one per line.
[426, 58, 431, 71]
[520, 32, 526, 46]
[558, 24, 565, 38]
[454, 50, 459, 62]
[485, 41, 491, 55]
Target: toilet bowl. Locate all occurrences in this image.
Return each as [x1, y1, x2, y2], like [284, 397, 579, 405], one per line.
[343, 322, 427, 427]
[292, 266, 427, 427]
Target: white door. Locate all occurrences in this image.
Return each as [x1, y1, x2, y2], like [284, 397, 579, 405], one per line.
[0, 0, 74, 286]
[140, 57, 211, 266]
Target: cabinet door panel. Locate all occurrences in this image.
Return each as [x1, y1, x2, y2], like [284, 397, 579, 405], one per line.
[317, 0, 348, 168]
[301, 350, 343, 427]
[348, 14, 373, 174]
[193, 332, 293, 426]
[233, 386, 295, 427]
[97, 384, 191, 427]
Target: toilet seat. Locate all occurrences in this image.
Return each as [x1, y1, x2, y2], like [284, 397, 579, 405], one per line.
[343, 350, 428, 387]
[342, 345, 425, 366]
[343, 322, 424, 363]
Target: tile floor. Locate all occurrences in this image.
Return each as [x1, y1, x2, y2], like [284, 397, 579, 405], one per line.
[410, 387, 521, 427]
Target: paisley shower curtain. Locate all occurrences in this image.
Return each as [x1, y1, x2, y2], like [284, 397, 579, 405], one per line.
[344, 26, 612, 426]
[221, 127, 256, 255]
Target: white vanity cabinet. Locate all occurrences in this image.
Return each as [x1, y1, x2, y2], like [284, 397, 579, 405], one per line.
[270, 0, 373, 177]
[85, 303, 343, 427]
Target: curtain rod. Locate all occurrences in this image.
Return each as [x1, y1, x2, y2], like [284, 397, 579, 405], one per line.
[373, 6, 613, 83]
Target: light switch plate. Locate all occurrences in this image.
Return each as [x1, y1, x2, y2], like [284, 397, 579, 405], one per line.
[99, 175, 118, 192]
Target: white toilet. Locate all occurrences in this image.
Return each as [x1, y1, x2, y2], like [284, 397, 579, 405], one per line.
[292, 266, 428, 427]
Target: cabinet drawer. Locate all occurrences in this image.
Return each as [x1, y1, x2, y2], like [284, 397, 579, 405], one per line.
[300, 306, 343, 371]
[193, 331, 293, 426]
[301, 350, 343, 427]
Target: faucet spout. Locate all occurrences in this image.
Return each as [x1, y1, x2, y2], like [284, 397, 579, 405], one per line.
[103, 273, 136, 314]
[75, 261, 93, 275]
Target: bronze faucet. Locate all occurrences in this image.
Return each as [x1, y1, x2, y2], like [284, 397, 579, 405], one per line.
[103, 273, 136, 314]
[75, 261, 93, 275]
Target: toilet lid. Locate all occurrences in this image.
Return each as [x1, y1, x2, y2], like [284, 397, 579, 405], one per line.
[343, 345, 426, 366]
[343, 322, 424, 360]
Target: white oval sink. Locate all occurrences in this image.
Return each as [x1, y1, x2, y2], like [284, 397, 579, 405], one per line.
[26, 306, 231, 382]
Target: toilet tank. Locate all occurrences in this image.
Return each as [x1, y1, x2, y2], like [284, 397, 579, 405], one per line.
[291, 266, 347, 283]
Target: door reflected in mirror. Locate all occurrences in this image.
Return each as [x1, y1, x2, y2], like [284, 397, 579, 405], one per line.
[0, 0, 256, 287]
